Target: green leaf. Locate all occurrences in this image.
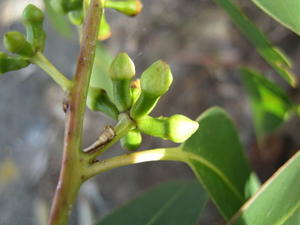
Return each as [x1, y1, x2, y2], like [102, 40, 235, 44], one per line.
[94, 180, 207, 225]
[181, 107, 260, 220]
[214, 0, 297, 87]
[251, 0, 300, 36]
[228, 150, 300, 225]
[43, 0, 73, 37]
[89, 44, 113, 99]
[240, 67, 293, 138]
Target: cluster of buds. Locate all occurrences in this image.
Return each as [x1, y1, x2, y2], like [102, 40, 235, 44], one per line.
[0, 5, 46, 74]
[88, 53, 199, 150]
[0, 1, 199, 152]
[51, 0, 143, 40]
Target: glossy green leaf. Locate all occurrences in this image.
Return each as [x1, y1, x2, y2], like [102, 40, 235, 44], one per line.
[89, 44, 113, 99]
[251, 0, 300, 36]
[228, 150, 300, 225]
[181, 107, 260, 220]
[240, 67, 293, 138]
[95, 180, 207, 225]
[214, 0, 297, 87]
[43, 0, 73, 37]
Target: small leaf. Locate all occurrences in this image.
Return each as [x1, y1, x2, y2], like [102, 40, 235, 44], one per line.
[240, 67, 293, 138]
[214, 0, 297, 87]
[228, 150, 300, 225]
[95, 180, 207, 225]
[89, 44, 113, 99]
[43, 0, 73, 37]
[181, 107, 260, 220]
[251, 0, 300, 36]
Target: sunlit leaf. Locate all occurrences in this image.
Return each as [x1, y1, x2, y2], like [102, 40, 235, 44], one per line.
[228, 150, 300, 225]
[214, 0, 297, 87]
[240, 67, 293, 138]
[251, 0, 300, 36]
[181, 107, 260, 220]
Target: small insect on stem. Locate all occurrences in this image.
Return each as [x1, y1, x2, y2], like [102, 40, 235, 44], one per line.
[84, 126, 115, 153]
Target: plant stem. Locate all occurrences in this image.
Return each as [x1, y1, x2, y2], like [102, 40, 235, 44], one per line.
[85, 147, 187, 178]
[47, 0, 102, 225]
[32, 52, 73, 92]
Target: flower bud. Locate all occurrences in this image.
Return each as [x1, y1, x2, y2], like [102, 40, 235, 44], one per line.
[3, 31, 34, 57]
[105, 0, 143, 16]
[22, 4, 46, 52]
[130, 60, 173, 119]
[121, 129, 142, 151]
[87, 87, 119, 119]
[98, 12, 112, 40]
[136, 114, 199, 143]
[109, 53, 135, 112]
[0, 52, 30, 74]
[166, 114, 199, 143]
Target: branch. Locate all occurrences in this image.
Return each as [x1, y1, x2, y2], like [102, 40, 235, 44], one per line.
[47, 0, 103, 224]
[32, 52, 73, 92]
[85, 147, 187, 179]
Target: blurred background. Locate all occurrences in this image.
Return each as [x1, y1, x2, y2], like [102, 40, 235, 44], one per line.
[0, 0, 300, 224]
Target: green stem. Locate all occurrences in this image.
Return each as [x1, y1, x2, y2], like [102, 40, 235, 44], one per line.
[87, 113, 135, 161]
[32, 52, 73, 92]
[85, 147, 187, 178]
[47, 0, 102, 225]
[296, 104, 300, 117]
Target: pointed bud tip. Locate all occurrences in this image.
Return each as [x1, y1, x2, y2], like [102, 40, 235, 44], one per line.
[141, 60, 173, 96]
[168, 114, 199, 143]
[109, 52, 136, 80]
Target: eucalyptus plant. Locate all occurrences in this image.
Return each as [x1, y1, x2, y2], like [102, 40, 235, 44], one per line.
[1, 0, 300, 225]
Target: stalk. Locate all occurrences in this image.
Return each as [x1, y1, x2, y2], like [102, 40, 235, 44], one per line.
[47, 0, 102, 224]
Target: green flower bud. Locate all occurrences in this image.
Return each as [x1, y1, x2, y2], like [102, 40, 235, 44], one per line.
[105, 0, 143, 16]
[87, 87, 119, 119]
[68, 8, 84, 25]
[136, 114, 199, 143]
[22, 4, 46, 52]
[3, 31, 34, 57]
[120, 129, 142, 151]
[0, 52, 30, 74]
[130, 60, 173, 119]
[109, 52, 135, 112]
[51, 0, 82, 13]
[166, 114, 199, 143]
[98, 12, 112, 40]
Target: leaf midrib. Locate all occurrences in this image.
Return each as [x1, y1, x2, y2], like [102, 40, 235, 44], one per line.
[145, 183, 188, 225]
[183, 151, 245, 202]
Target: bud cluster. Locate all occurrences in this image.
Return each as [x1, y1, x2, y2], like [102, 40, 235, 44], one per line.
[88, 52, 199, 150]
[52, 0, 143, 40]
[0, 4, 46, 74]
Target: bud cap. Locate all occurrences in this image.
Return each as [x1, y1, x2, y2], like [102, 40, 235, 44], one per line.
[109, 53, 135, 80]
[167, 114, 199, 143]
[22, 4, 44, 23]
[141, 60, 173, 97]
